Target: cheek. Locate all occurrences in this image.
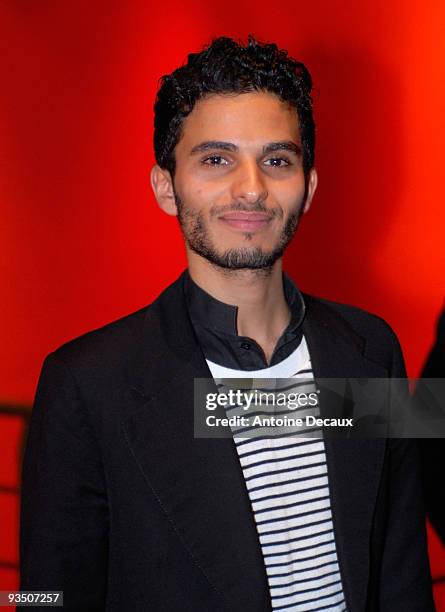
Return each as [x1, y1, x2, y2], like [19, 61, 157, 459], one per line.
[180, 176, 229, 209]
[273, 183, 306, 213]
[173, 176, 201, 208]
[275, 189, 304, 216]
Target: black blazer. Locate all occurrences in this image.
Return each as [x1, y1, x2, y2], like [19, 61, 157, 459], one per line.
[19, 271, 435, 611]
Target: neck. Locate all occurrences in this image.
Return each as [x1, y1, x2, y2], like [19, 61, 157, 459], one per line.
[187, 251, 291, 364]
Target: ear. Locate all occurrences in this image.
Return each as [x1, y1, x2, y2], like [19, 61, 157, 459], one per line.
[150, 164, 178, 216]
[302, 167, 318, 215]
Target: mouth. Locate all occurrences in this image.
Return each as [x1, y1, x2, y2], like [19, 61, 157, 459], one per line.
[218, 211, 273, 232]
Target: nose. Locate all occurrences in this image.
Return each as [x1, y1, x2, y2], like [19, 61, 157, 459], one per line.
[231, 159, 268, 206]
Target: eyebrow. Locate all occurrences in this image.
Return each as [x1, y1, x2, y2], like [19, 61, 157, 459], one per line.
[190, 140, 302, 156]
[190, 141, 238, 154]
[263, 141, 302, 156]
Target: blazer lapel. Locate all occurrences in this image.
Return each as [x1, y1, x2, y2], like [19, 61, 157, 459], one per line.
[303, 295, 388, 612]
[122, 273, 271, 611]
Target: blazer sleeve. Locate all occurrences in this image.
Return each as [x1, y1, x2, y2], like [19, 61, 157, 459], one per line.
[19, 352, 108, 611]
[379, 328, 435, 611]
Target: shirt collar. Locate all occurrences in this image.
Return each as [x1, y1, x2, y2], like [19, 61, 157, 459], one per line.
[183, 268, 306, 338]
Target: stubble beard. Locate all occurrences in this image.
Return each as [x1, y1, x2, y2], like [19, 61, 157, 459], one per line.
[174, 191, 303, 271]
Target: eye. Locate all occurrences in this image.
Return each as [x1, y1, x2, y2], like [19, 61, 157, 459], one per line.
[263, 157, 291, 168]
[202, 155, 230, 166]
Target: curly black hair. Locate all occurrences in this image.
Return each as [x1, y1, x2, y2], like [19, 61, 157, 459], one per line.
[153, 35, 315, 176]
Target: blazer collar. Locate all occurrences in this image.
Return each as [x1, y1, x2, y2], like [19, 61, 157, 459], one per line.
[124, 272, 387, 612]
[129, 270, 205, 400]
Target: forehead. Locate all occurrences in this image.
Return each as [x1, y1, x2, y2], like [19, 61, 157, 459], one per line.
[177, 91, 300, 149]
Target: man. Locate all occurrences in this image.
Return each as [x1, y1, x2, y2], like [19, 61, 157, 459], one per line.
[20, 36, 434, 611]
[415, 308, 445, 544]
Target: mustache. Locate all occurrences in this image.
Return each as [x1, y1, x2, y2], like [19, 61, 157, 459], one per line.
[210, 201, 282, 219]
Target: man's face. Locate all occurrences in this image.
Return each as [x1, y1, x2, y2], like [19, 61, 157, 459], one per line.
[154, 91, 317, 270]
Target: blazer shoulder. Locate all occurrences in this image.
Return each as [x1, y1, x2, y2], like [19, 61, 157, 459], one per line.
[303, 293, 406, 376]
[48, 303, 152, 373]
[39, 272, 187, 386]
[304, 293, 399, 342]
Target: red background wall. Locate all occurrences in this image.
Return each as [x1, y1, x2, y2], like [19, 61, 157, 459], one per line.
[1, 0, 444, 607]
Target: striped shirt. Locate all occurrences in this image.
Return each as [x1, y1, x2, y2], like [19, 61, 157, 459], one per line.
[206, 338, 347, 611]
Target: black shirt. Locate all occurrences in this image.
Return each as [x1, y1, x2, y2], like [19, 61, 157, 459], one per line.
[183, 269, 306, 370]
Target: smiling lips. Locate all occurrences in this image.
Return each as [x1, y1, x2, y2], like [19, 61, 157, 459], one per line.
[218, 211, 273, 231]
